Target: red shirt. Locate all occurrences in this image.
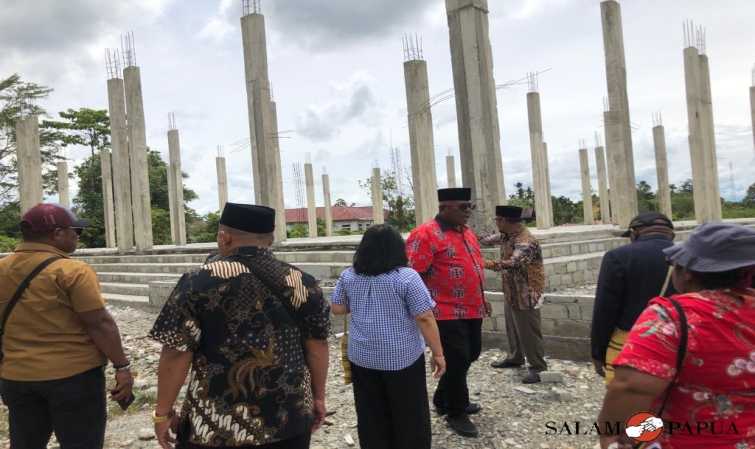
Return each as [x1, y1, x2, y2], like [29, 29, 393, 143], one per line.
[406, 217, 485, 321]
[613, 288, 755, 449]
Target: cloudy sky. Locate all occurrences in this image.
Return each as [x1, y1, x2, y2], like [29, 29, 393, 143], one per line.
[2, 0, 754, 214]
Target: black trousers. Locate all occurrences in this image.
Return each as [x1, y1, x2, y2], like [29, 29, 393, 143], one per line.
[350, 354, 431, 449]
[176, 432, 311, 449]
[433, 319, 482, 417]
[0, 366, 106, 449]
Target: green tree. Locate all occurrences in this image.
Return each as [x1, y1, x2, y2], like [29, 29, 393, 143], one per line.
[670, 179, 695, 220]
[0, 74, 64, 203]
[552, 195, 580, 225]
[187, 210, 220, 243]
[359, 173, 415, 231]
[637, 181, 657, 213]
[508, 182, 535, 209]
[334, 198, 348, 207]
[743, 182, 755, 207]
[42, 109, 110, 159]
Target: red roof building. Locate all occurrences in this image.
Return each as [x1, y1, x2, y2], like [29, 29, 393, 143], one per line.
[285, 206, 388, 232]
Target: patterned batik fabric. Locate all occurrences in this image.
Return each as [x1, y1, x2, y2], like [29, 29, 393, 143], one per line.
[406, 218, 486, 321]
[149, 246, 331, 447]
[613, 289, 755, 449]
[481, 227, 545, 310]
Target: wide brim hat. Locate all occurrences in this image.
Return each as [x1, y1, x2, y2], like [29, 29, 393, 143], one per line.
[663, 223, 755, 272]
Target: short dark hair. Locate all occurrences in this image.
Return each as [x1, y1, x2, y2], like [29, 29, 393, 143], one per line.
[353, 225, 408, 276]
[689, 268, 748, 290]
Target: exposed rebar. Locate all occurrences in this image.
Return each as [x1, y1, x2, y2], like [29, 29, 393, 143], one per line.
[105, 49, 123, 79]
[527, 72, 539, 93]
[168, 112, 177, 130]
[402, 33, 424, 62]
[242, 0, 261, 15]
[121, 32, 137, 67]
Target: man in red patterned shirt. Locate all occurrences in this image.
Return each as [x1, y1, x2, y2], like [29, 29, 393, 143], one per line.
[406, 188, 490, 438]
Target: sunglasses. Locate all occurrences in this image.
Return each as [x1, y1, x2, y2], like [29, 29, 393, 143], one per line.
[58, 227, 84, 236]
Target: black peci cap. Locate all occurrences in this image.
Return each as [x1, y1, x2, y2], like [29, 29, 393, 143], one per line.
[495, 205, 523, 219]
[219, 203, 275, 233]
[438, 188, 472, 202]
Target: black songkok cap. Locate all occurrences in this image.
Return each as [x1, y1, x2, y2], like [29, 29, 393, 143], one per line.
[496, 205, 523, 219]
[438, 188, 471, 202]
[219, 203, 275, 233]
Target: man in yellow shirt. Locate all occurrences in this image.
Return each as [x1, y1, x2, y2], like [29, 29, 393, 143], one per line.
[0, 203, 133, 449]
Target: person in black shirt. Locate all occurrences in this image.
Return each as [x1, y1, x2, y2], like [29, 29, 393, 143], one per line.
[149, 203, 330, 449]
[590, 212, 675, 384]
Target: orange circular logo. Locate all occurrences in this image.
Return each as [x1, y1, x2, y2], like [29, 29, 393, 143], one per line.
[625, 412, 664, 442]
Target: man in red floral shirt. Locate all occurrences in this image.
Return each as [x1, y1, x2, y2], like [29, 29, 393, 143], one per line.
[406, 188, 490, 438]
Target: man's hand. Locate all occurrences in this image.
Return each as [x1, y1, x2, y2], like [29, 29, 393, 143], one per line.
[593, 359, 606, 377]
[155, 412, 179, 449]
[431, 354, 446, 379]
[110, 369, 134, 402]
[484, 301, 493, 317]
[311, 398, 326, 433]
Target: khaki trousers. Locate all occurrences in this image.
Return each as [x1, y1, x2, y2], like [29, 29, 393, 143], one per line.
[504, 300, 548, 372]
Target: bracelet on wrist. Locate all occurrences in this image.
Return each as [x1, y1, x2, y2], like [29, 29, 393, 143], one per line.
[152, 409, 175, 424]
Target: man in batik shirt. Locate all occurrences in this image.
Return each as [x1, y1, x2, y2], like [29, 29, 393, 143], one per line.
[149, 203, 330, 449]
[406, 187, 490, 438]
[482, 206, 547, 384]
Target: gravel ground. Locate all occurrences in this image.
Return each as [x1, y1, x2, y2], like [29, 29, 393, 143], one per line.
[0, 305, 607, 449]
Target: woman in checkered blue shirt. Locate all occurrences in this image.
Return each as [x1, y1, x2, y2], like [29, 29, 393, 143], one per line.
[331, 225, 446, 449]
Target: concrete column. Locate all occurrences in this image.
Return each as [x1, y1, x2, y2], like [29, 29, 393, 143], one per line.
[100, 150, 117, 248]
[683, 45, 721, 223]
[750, 85, 755, 152]
[403, 58, 439, 225]
[526, 91, 553, 229]
[168, 129, 186, 245]
[652, 125, 673, 218]
[446, 0, 506, 233]
[123, 65, 153, 250]
[446, 155, 457, 188]
[269, 102, 287, 242]
[594, 146, 611, 224]
[15, 116, 43, 214]
[241, 12, 286, 241]
[216, 156, 228, 211]
[543, 142, 553, 218]
[600, 0, 638, 224]
[322, 172, 333, 236]
[604, 110, 631, 226]
[304, 162, 317, 238]
[167, 157, 176, 242]
[107, 77, 134, 251]
[698, 54, 722, 220]
[57, 161, 69, 208]
[371, 167, 385, 225]
[579, 148, 594, 225]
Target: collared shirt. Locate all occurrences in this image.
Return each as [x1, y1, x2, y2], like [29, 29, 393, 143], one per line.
[332, 267, 435, 371]
[406, 216, 485, 321]
[149, 247, 330, 447]
[590, 234, 675, 362]
[0, 242, 106, 381]
[481, 227, 545, 310]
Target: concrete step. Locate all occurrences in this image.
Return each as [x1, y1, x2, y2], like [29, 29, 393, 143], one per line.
[79, 253, 210, 265]
[100, 282, 150, 297]
[97, 272, 184, 284]
[276, 251, 355, 264]
[541, 237, 625, 259]
[103, 293, 151, 309]
[91, 263, 200, 275]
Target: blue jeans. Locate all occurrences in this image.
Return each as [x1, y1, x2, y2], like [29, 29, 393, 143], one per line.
[0, 366, 107, 449]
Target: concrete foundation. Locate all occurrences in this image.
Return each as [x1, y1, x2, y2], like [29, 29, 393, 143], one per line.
[446, 155, 456, 188]
[168, 129, 186, 246]
[322, 173, 333, 237]
[304, 162, 317, 238]
[403, 58, 439, 225]
[216, 156, 228, 212]
[600, 0, 637, 227]
[371, 167, 385, 225]
[527, 91, 553, 229]
[123, 66, 153, 250]
[683, 45, 721, 223]
[106, 77, 134, 251]
[100, 150, 116, 248]
[57, 161, 69, 208]
[652, 125, 673, 218]
[579, 148, 594, 225]
[15, 115, 43, 214]
[594, 146, 610, 224]
[446, 0, 506, 233]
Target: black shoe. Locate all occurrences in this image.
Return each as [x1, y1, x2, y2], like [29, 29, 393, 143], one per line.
[491, 358, 524, 369]
[435, 403, 482, 416]
[446, 414, 479, 438]
[522, 371, 542, 384]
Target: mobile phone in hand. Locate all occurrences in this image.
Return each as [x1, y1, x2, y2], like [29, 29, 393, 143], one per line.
[118, 393, 135, 411]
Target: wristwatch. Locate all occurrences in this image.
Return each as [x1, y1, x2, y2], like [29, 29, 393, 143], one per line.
[113, 361, 131, 372]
